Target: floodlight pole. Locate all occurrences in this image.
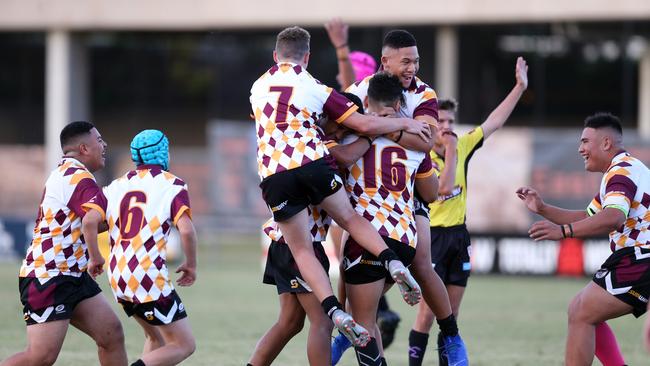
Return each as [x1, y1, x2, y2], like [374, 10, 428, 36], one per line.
[639, 48, 650, 140]
[435, 26, 458, 101]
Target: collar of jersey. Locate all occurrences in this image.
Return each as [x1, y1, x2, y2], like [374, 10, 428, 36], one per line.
[608, 150, 630, 169]
[60, 156, 85, 168]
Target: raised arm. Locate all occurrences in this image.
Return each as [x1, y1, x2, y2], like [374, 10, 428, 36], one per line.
[175, 213, 198, 286]
[325, 18, 356, 91]
[81, 209, 105, 278]
[481, 57, 528, 139]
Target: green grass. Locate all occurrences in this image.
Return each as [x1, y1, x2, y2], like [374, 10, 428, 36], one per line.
[0, 236, 646, 365]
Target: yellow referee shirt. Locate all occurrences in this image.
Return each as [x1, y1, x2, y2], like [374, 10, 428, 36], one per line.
[428, 127, 484, 227]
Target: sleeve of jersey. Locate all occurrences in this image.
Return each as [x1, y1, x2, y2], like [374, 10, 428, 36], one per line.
[323, 89, 358, 124]
[416, 154, 435, 178]
[80, 189, 108, 221]
[171, 189, 192, 225]
[602, 171, 637, 217]
[458, 127, 485, 161]
[413, 88, 439, 121]
[586, 194, 602, 217]
[68, 177, 102, 218]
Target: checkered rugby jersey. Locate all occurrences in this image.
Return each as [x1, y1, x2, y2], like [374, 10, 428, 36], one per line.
[83, 165, 191, 304]
[345, 76, 438, 121]
[262, 206, 331, 244]
[586, 151, 650, 252]
[344, 136, 434, 247]
[20, 157, 101, 280]
[250, 62, 358, 179]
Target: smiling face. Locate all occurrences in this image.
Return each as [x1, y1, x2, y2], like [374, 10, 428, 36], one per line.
[381, 46, 419, 89]
[81, 128, 107, 172]
[578, 127, 613, 173]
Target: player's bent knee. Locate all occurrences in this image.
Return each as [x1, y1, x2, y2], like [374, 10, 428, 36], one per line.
[27, 349, 58, 366]
[97, 320, 125, 349]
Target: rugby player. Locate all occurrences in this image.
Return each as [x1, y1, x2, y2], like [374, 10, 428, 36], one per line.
[518, 112, 649, 366]
[82, 130, 197, 366]
[1, 121, 127, 366]
[250, 26, 427, 346]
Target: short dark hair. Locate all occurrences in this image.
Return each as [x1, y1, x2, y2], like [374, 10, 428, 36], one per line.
[367, 72, 405, 106]
[60, 121, 95, 148]
[340, 92, 364, 115]
[438, 99, 458, 113]
[584, 112, 623, 135]
[383, 30, 417, 49]
[275, 26, 310, 61]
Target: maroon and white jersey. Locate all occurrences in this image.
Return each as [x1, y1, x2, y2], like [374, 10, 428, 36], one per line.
[344, 136, 434, 247]
[20, 157, 101, 281]
[346, 76, 438, 121]
[262, 206, 331, 244]
[250, 62, 358, 179]
[83, 165, 191, 304]
[586, 151, 650, 251]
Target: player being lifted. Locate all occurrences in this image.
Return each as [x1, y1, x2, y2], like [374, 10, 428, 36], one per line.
[1, 121, 127, 366]
[250, 26, 428, 346]
[339, 72, 437, 366]
[82, 130, 197, 366]
[518, 113, 650, 366]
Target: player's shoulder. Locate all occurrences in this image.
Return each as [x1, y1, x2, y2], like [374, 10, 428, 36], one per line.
[408, 77, 436, 97]
[345, 76, 371, 95]
[55, 158, 96, 186]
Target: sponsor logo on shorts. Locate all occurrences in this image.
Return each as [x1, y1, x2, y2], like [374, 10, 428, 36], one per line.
[23, 311, 30, 321]
[628, 289, 649, 303]
[595, 269, 608, 279]
[290, 279, 299, 289]
[144, 311, 155, 321]
[360, 259, 382, 266]
[55, 304, 66, 314]
[179, 303, 185, 312]
[271, 200, 288, 212]
[331, 175, 342, 190]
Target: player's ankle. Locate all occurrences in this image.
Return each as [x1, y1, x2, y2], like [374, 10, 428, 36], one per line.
[321, 295, 344, 320]
[437, 314, 459, 337]
[378, 249, 400, 271]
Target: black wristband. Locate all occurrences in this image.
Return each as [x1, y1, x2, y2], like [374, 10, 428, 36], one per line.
[394, 130, 404, 143]
[359, 136, 373, 146]
[560, 224, 567, 239]
[568, 223, 574, 238]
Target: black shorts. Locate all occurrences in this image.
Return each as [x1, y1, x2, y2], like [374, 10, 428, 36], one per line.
[263, 240, 330, 294]
[19, 272, 102, 325]
[260, 157, 343, 222]
[592, 246, 650, 318]
[430, 224, 471, 287]
[343, 236, 416, 285]
[414, 195, 430, 218]
[119, 290, 187, 325]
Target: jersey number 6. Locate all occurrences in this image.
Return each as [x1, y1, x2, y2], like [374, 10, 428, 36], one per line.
[119, 191, 147, 240]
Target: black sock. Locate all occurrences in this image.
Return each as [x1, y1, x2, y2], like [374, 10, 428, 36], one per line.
[437, 332, 448, 366]
[437, 314, 459, 337]
[377, 249, 399, 270]
[321, 295, 343, 320]
[408, 330, 429, 366]
[130, 360, 145, 366]
[354, 337, 382, 366]
[380, 356, 388, 366]
[378, 295, 389, 312]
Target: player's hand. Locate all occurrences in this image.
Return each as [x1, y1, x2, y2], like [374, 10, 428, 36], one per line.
[404, 119, 431, 141]
[325, 18, 349, 49]
[515, 56, 528, 90]
[440, 129, 457, 149]
[176, 262, 197, 287]
[516, 186, 545, 214]
[528, 220, 562, 241]
[87, 257, 105, 279]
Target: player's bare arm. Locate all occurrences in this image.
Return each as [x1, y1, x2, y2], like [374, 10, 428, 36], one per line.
[516, 186, 588, 224]
[383, 111, 435, 153]
[481, 57, 528, 139]
[437, 131, 459, 196]
[81, 209, 105, 279]
[329, 137, 373, 169]
[341, 112, 431, 141]
[175, 212, 198, 286]
[415, 174, 439, 203]
[529, 207, 626, 241]
[325, 18, 355, 90]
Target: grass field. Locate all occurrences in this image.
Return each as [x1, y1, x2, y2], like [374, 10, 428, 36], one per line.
[0, 235, 646, 365]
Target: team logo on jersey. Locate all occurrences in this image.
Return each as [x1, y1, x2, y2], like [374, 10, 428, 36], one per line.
[144, 311, 155, 321]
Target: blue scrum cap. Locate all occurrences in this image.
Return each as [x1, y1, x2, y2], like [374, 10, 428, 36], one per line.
[130, 129, 169, 170]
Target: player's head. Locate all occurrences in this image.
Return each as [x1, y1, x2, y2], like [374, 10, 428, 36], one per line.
[318, 92, 363, 142]
[367, 72, 404, 116]
[130, 129, 170, 171]
[60, 121, 107, 172]
[274, 26, 311, 67]
[381, 30, 419, 89]
[579, 112, 624, 172]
